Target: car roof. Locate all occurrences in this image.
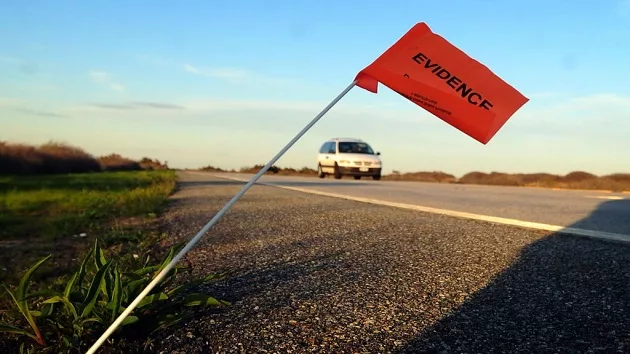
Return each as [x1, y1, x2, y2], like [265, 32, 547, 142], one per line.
[327, 137, 364, 143]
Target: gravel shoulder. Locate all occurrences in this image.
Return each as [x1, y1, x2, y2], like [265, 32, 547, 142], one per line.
[148, 172, 630, 353]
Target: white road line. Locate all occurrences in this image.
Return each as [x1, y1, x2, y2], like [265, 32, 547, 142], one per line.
[585, 195, 626, 200]
[204, 173, 630, 244]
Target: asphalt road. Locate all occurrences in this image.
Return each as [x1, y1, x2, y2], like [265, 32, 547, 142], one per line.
[210, 172, 630, 237]
[143, 172, 630, 354]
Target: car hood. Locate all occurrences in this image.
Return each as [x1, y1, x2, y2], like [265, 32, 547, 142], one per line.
[338, 153, 381, 162]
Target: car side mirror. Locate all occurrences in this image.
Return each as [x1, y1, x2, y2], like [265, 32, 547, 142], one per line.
[376, 152, 381, 156]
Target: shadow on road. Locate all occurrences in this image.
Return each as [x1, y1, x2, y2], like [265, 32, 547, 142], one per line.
[395, 199, 630, 353]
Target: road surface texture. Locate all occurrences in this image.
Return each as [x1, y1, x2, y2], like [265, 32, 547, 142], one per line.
[147, 172, 630, 354]
[212, 172, 630, 236]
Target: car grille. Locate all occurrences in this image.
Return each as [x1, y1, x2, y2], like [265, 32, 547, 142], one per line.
[351, 161, 374, 166]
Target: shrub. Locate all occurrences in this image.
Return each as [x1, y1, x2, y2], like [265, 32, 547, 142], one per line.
[0, 141, 167, 176]
[384, 171, 456, 183]
[0, 141, 101, 175]
[0, 239, 229, 353]
[562, 171, 598, 183]
[239, 164, 279, 174]
[516, 173, 562, 187]
[276, 167, 317, 176]
[138, 157, 169, 171]
[458, 171, 523, 186]
[199, 165, 226, 172]
[99, 154, 141, 172]
[603, 173, 630, 184]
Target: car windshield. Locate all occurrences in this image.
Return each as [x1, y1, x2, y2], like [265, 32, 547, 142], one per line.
[338, 142, 375, 154]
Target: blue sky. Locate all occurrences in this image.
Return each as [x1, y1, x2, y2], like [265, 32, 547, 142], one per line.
[1, 0, 629, 176]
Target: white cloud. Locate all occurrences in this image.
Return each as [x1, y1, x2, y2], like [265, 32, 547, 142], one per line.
[129, 54, 310, 88]
[526, 92, 564, 99]
[498, 93, 630, 143]
[565, 93, 630, 109]
[182, 63, 306, 87]
[183, 64, 248, 79]
[30, 84, 58, 92]
[89, 71, 126, 92]
[127, 53, 173, 67]
[0, 97, 23, 107]
[108, 83, 125, 92]
[89, 71, 109, 81]
[182, 98, 321, 111]
[0, 55, 19, 63]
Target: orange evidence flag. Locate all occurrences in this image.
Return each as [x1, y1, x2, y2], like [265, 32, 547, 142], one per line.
[354, 22, 529, 145]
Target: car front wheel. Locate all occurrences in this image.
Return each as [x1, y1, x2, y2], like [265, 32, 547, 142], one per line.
[317, 165, 325, 178]
[333, 163, 342, 179]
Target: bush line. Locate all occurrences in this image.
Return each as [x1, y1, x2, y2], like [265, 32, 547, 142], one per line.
[198, 165, 630, 192]
[0, 141, 168, 175]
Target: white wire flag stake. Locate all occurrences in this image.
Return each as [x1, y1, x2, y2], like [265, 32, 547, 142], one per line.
[86, 80, 357, 354]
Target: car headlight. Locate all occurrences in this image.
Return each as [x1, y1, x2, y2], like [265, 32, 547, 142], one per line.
[372, 161, 381, 166]
[339, 160, 351, 164]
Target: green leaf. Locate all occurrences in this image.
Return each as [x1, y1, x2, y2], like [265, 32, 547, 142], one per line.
[152, 269, 179, 294]
[77, 248, 94, 292]
[80, 317, 102, 325]
[21, 289, 57, 301]
[101, 274, 113, 303]
[150, 313, 187, 334]
[0, 322, 39, 342]
[142, 255, 151, 268]
[110, 265, 122, 320]
[183, 293, 229, 307]
[43, 296, 78, 320]
[166, 273, 222, 298]
[120, 315, 139, 326]
[61, 336, 72, 347]
[137, 292, 168, 308]
[93, 240, 113, 301]
[123, 278, 149, 302]
[39, 303, 54, 318]
[131, 262, 185, 278]
[156, 245, 181, 274]
[63, 272, 78, 299]
[93, 239, 107, 269]
[132, 265, 161, 276]
[17, 255, 51, 302]
[121, 271, 142, 281]
[80, 260, 112, 318]
[10, 255, 52, 346]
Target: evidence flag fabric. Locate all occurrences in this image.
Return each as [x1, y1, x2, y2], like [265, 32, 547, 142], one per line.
[355, 22, 529, 144]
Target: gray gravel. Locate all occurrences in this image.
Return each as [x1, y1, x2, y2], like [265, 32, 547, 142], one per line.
[146, 172, 630, 353]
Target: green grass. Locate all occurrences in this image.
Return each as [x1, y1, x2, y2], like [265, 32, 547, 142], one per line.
[0, 170, 228, 353]
[0, 170, 176, 241]
[0, 170, 177, 288]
